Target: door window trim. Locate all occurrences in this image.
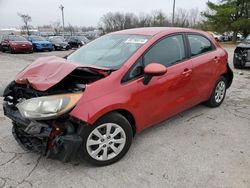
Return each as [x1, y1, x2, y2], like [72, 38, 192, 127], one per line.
[121, 33, 189, 84]
[184, 32, 216, 59]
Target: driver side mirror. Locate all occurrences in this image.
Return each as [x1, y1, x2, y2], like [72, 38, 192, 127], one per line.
[143, 63, 167, 85]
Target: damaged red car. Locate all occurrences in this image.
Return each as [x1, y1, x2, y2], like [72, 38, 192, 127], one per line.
[3, 27, 233, 166]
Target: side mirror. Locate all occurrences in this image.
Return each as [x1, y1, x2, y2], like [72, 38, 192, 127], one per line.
[143, 63, 167, 85]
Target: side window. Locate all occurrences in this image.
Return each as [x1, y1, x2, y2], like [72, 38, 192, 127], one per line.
[144, 35, 186, 67]
[122, 57, 144, 83]
[188, 34, 213, 56]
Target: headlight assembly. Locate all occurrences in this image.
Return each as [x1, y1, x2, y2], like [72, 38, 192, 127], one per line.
[17, 93, 82, 120]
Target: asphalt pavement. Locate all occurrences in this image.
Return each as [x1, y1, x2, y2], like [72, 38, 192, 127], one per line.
[0, 46, 249, 188]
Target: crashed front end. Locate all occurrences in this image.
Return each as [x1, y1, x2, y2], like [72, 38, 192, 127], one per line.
[2, 56, 109, 162]
[234, 44, 250, 68]
[3, 82, 86, 162]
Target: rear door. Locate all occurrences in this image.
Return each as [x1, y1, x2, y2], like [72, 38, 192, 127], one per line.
[187, 34, 218, 101]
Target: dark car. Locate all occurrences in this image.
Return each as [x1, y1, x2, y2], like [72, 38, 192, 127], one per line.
[1, 35, 33, 53]
[48, 36, 70, 50]
[0, 35, 2, 51]
[233, 34, 250, 69]
[67, 36, 90, 48]
[26, 35, 53, 52]
[2, 27, 233, 166]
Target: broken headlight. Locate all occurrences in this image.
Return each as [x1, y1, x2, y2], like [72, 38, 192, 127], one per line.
[17, 93, 82, 120]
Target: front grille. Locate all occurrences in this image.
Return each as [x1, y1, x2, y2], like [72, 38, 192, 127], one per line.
[247, 50, 250, 62]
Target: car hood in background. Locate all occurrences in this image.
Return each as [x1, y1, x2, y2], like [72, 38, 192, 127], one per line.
[54, 42, 68, 46]
[237, 41, 250, 48]
[32, 41, 51, 45]
[10, 41, 32, 45]
[15, 56, 109, 91]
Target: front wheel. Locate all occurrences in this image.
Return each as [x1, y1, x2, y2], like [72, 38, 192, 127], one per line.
[80, 112, 133, 166]
[205, 77, 227, 107]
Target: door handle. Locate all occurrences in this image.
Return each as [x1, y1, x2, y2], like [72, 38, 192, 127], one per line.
[182, 68, 192, 76]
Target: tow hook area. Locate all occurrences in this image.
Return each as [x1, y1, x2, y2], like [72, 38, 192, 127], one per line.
[4, 100, 83, 162]
[46, 121, 82, 162]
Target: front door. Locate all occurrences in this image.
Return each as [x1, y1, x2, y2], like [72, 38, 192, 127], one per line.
[135, 34, 196, 129]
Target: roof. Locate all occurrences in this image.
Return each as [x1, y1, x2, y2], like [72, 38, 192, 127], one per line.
[111, 27, 202, 36]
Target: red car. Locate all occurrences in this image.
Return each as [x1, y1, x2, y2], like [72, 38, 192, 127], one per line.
[1, 35, 33, 53]
[3, 27, 233, 166]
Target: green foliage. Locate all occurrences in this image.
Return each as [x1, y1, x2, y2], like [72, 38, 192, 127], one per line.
[202, 0, 250, 37]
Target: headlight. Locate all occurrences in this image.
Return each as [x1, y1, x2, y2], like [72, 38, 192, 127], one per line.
[55, 44, 60, 47]
[17, 93, 82, 120]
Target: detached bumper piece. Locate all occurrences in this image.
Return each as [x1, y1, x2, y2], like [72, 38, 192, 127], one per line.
[3, 102, 83, 162]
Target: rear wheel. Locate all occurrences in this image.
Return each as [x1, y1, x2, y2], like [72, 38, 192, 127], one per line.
[10, 47, 15, 54]
[205, 77, 227, 107]
[80, 112, 133, 166]
[233, 55, 244, 69]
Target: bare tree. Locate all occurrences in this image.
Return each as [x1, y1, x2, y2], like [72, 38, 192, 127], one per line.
[17, 13, 32, 35]
[64, 24, 76, 36]
[174, 8, 189, 27]
[151, 10, 168, 26]
[189, 8, 200, 28]
[52, 20, 61, 35]
[137, 13, 152, 27]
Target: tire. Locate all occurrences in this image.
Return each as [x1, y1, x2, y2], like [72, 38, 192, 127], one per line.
[10, 47, 15, 54]
[233, 55, 244, 69]
[233, 61, 244, 69]
[79, 112, 133, 166]
[205, 76, 227, 107]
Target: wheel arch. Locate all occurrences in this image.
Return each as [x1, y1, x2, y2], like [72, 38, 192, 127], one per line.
[94, 109, 137, 137]
[221, 64, 233, 89]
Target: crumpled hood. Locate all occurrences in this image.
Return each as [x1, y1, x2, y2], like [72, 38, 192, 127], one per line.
[15, 56, 108, 91]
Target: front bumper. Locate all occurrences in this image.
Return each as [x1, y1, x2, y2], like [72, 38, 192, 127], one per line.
[34, 45, 53, 51]
[3, 102, 83, 162]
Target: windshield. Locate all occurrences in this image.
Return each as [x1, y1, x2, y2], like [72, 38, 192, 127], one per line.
[244, 34, 250, 41]
[67, 34, 150, 69]
[50, 37, 64, 43]
[76, 36, 89, 42]
[9, 35, 27, 41]
[30, 36, 46, 41]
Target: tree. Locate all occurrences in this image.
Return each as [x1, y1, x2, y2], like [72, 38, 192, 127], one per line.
[52, 20, 61, 35]
[151, 10, 169, 26]
[17, 13, 32, 35]
[202, 0, 250, 41]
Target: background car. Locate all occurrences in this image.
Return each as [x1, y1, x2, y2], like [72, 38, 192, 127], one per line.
[47, 36, 70, 50]
[1, 35, 33, 53]
[0, 35, 2, 51]
[25, 35, 53, 52]
[67, 35, 90, 48]
[233, 34, 250, 69]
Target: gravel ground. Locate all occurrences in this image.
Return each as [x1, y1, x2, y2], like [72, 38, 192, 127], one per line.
[0, 46, 249, 188]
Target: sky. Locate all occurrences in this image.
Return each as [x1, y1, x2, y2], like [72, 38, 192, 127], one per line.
[0, 0, 216, 28]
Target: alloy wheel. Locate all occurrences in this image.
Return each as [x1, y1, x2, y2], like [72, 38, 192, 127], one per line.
[86, 123, 126, 161]
[215, 81, 226, 103]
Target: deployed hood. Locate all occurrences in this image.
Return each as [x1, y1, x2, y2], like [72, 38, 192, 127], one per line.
[15, 56, 109, 91]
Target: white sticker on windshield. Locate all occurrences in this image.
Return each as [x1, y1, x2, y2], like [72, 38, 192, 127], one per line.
[125, 38, 148, 44]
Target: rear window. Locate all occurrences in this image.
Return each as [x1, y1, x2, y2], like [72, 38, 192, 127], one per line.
[9, 35, 27, 41]
[188, 35, 214, 56]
